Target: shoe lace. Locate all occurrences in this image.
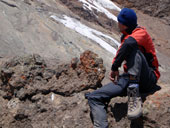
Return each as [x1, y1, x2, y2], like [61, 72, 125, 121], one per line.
[128, 89, 138, 112]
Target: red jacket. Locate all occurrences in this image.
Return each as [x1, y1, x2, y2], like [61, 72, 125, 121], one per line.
[112, 27, 160, 80]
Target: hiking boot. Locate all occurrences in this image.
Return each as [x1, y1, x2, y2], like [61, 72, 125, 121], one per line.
[127, 84, 142, 120]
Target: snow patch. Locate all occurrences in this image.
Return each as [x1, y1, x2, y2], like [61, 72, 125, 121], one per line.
[95, 0, 121, 11]
[50, 15, 119, 55]
[78, 0, 120, 22]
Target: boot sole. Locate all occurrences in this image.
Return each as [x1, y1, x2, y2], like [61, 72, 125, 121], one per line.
[127, 112, 143, 120]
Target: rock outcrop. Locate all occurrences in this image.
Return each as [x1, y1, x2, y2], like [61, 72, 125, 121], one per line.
[0, 50, 106, 128]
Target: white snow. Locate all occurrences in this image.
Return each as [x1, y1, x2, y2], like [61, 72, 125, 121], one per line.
[50, 15, 119, 55]
[51, 93, 54, 101]
[78, 0, 120, 22]
[95, 0, 121, 11]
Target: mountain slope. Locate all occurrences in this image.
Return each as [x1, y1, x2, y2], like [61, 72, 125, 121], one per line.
[0, 0, 170, 127]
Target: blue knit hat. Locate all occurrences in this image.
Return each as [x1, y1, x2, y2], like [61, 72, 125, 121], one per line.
[118, 8, 137, 27]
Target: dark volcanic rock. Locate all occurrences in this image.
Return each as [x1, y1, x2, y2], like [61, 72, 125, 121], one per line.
[0, 50, 105, 127]
[0, 51, 106, 100]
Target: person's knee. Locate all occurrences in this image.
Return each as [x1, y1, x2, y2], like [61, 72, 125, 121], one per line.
[86, 92, 103, 106]
[87, 95, 98, 107]
[126, 50, 143, 77]
[87, 93, 99, 102]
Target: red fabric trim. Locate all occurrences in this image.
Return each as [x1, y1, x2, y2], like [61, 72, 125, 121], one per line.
[113, 27, 160, 80]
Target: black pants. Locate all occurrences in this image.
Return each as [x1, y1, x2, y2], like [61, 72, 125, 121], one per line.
[86, 50, 157, 128]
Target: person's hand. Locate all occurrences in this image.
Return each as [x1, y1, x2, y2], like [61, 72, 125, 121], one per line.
[110, 70, 119, 83]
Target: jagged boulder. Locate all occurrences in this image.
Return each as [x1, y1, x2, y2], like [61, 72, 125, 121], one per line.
[0, 50, 105, 128]
[0, 50, 105, 100]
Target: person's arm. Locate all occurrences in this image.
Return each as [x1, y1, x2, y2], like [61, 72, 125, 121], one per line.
[111, 36, 138, 71]
[110, 36, 138, 82]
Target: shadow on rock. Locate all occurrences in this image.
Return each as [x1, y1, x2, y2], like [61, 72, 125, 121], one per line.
[111, 102, 127, 122]
[141, 84, 161, 102]
[130, 115, 159, 128]
[130, 116, 144, 128]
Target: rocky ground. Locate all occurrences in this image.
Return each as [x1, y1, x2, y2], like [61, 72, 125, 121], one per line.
[0, 0, 170, 128]
[0, 51, 106, 128]
[0, 51, 170, 128]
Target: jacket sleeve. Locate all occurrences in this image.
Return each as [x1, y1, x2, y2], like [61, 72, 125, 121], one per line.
[111, 36, 138, 71]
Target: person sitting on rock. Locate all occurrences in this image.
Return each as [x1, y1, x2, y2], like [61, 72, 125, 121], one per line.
[85, 8, 160, 128]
